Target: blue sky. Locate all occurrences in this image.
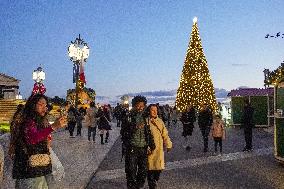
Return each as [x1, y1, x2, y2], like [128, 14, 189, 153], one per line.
[0, 0, 283, 99]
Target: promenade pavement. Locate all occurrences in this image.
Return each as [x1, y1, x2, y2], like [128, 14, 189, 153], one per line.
[88, 122, 278, 189]
[50, 121, 121, 189]
[0, 120, 121, 189]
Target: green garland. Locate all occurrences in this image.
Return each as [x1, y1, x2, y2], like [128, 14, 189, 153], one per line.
[67, 87, 96, 105]
[83, 87, 96, 100]
[265, 65, 284, 85]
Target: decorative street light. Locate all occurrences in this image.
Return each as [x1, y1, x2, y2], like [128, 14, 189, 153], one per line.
[32, 66, 46, 95]
[33, 66, 45, 83]
[68, 34, 90, 108]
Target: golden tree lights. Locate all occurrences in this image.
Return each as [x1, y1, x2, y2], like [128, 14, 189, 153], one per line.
[176, 17, 218, 113]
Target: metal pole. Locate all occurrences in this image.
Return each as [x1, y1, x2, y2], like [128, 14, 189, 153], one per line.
[75, 63, 79, 109]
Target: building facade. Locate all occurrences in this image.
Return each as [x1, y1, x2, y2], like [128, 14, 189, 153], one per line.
[0, 73, 20, 99]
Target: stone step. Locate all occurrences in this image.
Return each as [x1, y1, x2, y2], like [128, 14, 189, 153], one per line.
[0, 100, 23, 123]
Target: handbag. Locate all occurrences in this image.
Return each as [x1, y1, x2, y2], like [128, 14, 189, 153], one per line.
[29, 154, 51, 167]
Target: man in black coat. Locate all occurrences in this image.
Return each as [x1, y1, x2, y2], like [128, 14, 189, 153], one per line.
[198, 104, 213, 153]
[180, 105, 196, 151]
[242, 99, 254, 152]
[120, 96, 155, 189]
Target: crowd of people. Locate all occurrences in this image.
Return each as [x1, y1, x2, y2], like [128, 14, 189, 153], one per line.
[5, 92, 254, 189]
[65, 102, 112, 144]
[115, 96, 254, 189]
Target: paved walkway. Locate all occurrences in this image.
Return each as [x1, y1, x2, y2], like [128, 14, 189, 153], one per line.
[94, 147, 273, 182]
[0, 121, 121, 189]
[51, 121, 121, 189]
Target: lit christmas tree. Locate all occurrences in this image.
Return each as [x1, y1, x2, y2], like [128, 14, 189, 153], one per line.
[176, 17, 218, 113]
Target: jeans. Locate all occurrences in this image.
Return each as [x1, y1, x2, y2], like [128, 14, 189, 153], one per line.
[147, 170, 161, 189]
[88, 127, 97, 141]
[201, 127, 211, 150]
[214, 137, 222, 152]
[77, 122, 82, 136]
[244, 128, 252, 149]
[68, 122, 76, 137]
[125, 147, 148, 189]
[15, 176, 48, 189]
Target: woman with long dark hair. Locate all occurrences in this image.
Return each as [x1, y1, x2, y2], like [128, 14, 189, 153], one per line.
[11, 94, 67, 189]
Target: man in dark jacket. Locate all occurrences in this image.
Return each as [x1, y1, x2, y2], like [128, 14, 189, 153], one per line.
[180, 105, 196, 151]
[198, 104, 213, 153]
[114, 103, 122, 127]
[120, 96, 155, 189]
[242, 99, 254, 152]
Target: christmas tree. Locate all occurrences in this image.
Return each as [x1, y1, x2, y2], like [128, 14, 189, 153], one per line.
[175, 17, 218, 113]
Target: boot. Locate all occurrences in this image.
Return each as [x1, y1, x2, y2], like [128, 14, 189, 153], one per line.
[105, 132, 109, 143]
[100, 134, 104, 145]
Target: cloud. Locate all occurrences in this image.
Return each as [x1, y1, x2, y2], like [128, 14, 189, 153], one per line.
[106, 88, 230, 106]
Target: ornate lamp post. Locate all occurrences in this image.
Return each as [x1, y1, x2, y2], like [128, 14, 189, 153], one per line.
[68, 34, 90, 108]
[32, 66, 46, 95]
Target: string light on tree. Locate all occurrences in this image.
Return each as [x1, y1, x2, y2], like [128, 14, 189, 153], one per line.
[175, 17, 218, 113]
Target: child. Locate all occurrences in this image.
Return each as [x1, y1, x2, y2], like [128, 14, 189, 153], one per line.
[211, 114, 225, 155]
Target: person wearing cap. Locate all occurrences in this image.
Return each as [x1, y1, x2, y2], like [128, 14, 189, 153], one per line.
[198, 104, 213, 153]
[120, 95, 155, 189]
[180, 104, 196, 151]
[242, 99, 254, 152]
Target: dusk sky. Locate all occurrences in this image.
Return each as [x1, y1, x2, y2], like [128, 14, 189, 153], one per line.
[1, 0, 283, 99]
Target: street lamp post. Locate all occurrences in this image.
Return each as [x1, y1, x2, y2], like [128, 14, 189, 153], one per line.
[32, 66, 46, 95]
[68, 34, 90, 109]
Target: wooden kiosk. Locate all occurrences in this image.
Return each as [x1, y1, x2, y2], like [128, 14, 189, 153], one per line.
[273, 82, 284, 162]
[265, 64, 284, 162]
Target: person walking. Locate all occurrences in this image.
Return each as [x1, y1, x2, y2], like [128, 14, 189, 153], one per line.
[211, 114, 225, 155]
[180, 105, 196, 151]
[114, 103, 122, 127]
[97, 105, 112, 144]
[67, 105, 77, 138]
[198, 104, 213, 153]
[146, 104, 172, 189]
[85, 102, 98, 142]
[76, 107, 85, 136]
[11, 94, 67, 189]
[8, 104, 25, 159]
[171, 106, 178, 126]
[120, 96, 155, 189]
[242, 99, 254, 152]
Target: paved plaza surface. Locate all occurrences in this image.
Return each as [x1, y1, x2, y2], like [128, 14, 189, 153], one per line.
[50, 122, 120, 189]
[87, 122, 284, 189]
[0, 121, 121, 189]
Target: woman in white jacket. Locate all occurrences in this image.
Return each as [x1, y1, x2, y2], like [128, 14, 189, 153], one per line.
[146, 104, 172, 189]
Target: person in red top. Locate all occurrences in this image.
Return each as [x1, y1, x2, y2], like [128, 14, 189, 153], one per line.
[11, 94, 67, 189]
